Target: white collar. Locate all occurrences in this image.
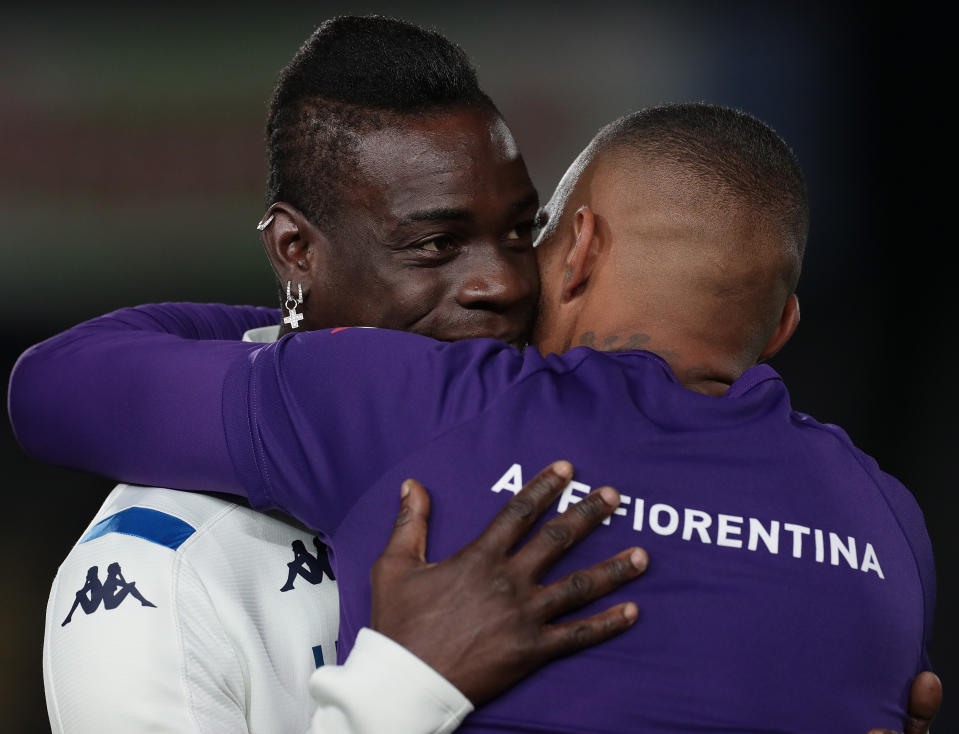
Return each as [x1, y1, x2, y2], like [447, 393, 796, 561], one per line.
[242, 325, 281, 344]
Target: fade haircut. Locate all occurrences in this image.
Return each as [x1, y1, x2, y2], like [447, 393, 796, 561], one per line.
[266, 15, 496, 229]
[593, 102, 809, 288]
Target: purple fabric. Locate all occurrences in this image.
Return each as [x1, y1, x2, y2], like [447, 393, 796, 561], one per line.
[8, 303, 279, 494]
[8, 302, 935, 733]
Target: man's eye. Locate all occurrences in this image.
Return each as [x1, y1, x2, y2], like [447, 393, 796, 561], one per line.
[505, 221, 536, 240]
[417, 236, 455, 253]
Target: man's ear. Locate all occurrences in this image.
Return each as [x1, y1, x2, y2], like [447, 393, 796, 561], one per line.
[259, 202, 327, 286]
[561, 206, 601, 302]
[759, 294, 800, 362]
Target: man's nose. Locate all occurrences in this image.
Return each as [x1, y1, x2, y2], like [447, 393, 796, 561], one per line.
[455, 250, 535, 312]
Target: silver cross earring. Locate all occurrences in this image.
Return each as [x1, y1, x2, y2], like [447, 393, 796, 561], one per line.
[284, 281, 304, 329]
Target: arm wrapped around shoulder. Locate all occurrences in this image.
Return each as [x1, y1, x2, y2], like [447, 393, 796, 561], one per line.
[8, 303, 275, 494]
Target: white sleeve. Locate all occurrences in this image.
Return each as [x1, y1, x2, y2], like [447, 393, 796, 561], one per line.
[308, 628, 474, 734]
[43, 536, 248, 734]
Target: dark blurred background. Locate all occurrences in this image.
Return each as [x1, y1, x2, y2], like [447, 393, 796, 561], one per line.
[1, 1, 952, 731]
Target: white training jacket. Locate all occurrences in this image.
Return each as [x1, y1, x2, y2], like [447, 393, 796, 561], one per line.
[42, 325, 473, 734]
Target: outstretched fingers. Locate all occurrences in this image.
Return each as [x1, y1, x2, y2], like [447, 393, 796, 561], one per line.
[513, 485, 622, 580]
[538, 601, 641, 660]
[533, 545, 648, 622]
[369, 463, 650, 706]
[534, 546, 647, 660]
[471, 460, 575, 555]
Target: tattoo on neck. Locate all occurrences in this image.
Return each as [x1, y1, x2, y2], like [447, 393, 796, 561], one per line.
[620, 333, 651, 350]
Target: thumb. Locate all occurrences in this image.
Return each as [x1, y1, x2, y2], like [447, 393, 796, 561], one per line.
[904, 671, 942, 734]
[383, 479, 432, 564]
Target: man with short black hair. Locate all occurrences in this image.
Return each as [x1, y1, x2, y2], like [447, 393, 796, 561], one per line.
[260, 14, 538, 346]
[12, 101, 940, 732]
[27, 16, 638, 734]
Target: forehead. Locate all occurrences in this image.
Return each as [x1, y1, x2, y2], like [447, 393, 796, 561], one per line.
[351, 108, 532, 216]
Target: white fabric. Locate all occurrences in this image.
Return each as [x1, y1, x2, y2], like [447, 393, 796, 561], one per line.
[242, 324, 282, 344]
[45, 484, 335, 734]
[310, 629, 473, 734]
[42, 323, 473, 734]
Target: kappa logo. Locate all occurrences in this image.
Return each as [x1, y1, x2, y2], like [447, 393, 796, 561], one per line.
[281, 537, 336, 592]
[62, 562, 157, 626]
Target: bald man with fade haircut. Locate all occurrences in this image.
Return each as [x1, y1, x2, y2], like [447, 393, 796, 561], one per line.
[10, 102, 939, 733]
[533, 103, 805, 392]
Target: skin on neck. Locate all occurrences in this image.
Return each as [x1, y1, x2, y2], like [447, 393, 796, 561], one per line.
[532, 151, 800, 396]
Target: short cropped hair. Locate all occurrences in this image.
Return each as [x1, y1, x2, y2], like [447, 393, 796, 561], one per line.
[594, 103, 809, 285]
[266, 15, 496, 228]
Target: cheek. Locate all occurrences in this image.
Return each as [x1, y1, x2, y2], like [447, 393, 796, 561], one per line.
[534, 242, 557, 287]
[520, 250, 541, 300]
[375, 270, 452, 329]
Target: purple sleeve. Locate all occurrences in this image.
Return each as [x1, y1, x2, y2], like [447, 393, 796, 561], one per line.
[843, 441, 937, 672]
[9, 303, 532, 532]
[220, 326, 531, 531]
[8, 302, 280, 495]
[874, 468, 937, 672]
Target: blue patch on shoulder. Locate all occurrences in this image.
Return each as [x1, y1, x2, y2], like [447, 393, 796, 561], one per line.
[80, 507, 196, 551]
